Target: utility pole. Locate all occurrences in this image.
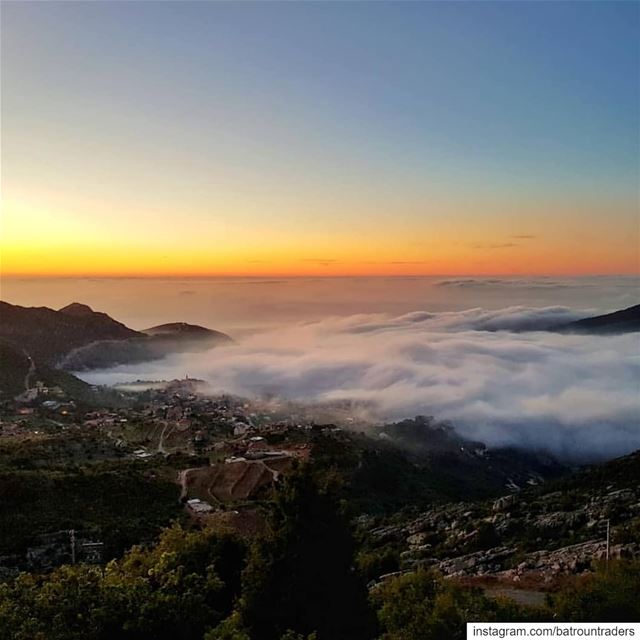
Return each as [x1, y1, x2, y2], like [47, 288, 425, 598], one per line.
[70, 529, 76, 565]
[606, 519, 610, 571]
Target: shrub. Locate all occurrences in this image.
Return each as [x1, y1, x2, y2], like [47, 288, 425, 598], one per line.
[547, 560, 640, 622]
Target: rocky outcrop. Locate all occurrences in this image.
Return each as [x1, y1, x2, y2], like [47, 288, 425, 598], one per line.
[498, 541, 640, 583]
[362, 450, 640, 585]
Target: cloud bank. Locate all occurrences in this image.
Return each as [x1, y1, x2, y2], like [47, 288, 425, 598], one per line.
[435, 278, 596, 289]
[78, 306, 640, 461]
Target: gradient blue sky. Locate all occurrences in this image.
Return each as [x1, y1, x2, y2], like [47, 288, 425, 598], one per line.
[2, 1, 639, 275]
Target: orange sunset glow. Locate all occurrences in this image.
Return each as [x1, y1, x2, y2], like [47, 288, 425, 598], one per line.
[2, 194, 638, 277]
[2, 2, 638, 280]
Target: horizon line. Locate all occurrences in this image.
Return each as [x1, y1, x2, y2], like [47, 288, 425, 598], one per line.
[2, 272, 638, 280]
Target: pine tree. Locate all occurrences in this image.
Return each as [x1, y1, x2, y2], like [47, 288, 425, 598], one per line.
[239, 465, 376, 640]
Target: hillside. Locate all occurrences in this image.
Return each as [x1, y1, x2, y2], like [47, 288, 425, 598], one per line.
[556, 304, 640, 334]
[312, 416, 568, 512]
[0, 301, 141, 364]
[0, 462, 181, 559]
[0, 341, 31, 398]
[359, 447, 640, 587]
[0, 301, 233, 397]
[0, 339, 111, 404]
[61, 321, 232, 370]
[546, 447, 640, 493]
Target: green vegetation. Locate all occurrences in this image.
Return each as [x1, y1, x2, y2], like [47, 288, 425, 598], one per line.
[237, 465, 376, 640]
[0, 461, 181, 558]
[356, 546, 401, 584]
[373, 570, 546, 640]
[309, 426, 566, 515]
[0, 526, 246, 640]
[0, 341, 30, 398]
[0, 464, 638, 639]
[0, 430, 122, 470]
[0, 422, 184, 559]
[0, 467, 375, 640]
[547, 561, 640, 622]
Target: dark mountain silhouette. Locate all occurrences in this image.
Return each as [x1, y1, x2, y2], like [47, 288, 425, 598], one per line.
[555, 304, 640, 334]
[142, 322, 233, 343]
[0, 301, 141, 364]
[59, 302, 97, 317]
[0, 301, 233, 397]
[62, 320, 233, 371]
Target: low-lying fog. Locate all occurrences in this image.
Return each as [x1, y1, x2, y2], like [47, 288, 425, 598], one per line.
[75, 301, 640, 462]
[6, 275, 638, 460]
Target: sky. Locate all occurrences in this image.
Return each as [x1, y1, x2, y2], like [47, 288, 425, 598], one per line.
[1, 1, 639, 277]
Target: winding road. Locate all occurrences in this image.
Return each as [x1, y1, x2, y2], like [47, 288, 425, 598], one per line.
[157, 422, 174, 454]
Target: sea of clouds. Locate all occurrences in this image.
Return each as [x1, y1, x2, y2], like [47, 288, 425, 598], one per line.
[78, 305, 640, 461]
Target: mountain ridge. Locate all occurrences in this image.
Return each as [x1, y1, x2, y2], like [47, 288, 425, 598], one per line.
[554, 303, 640, 334]
[0, 301, 141, 365]
[0, 301, 233, 399]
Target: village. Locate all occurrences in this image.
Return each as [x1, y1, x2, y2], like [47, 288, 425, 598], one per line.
[2, 377, 639, 598]
[0, 376, 353, 572]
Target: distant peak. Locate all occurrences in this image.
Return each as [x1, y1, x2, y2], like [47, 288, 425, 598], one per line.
[59, 302, 95, 316]
[142, 322, 233, 342]
[143, 322, 214, 335]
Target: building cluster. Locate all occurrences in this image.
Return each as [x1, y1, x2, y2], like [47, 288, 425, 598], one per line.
[0, 377, 357, 568]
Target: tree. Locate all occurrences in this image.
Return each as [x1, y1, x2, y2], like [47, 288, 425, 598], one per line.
[238, 465, 376, 640]
[0, 525, 247, 640]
